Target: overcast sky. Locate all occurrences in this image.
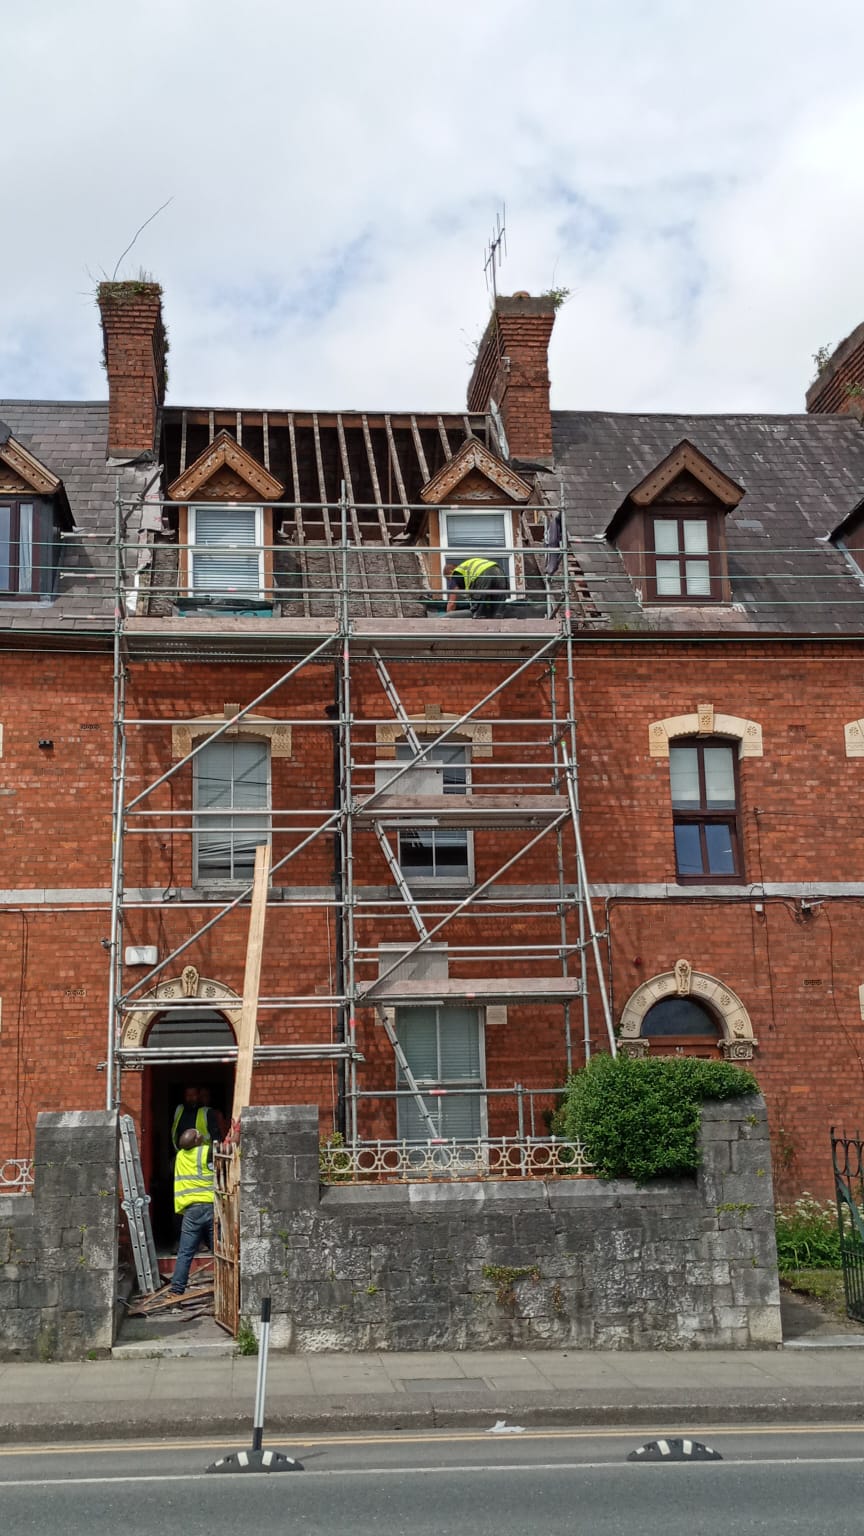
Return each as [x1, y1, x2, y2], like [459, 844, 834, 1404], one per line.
[2, 0, 864, 415]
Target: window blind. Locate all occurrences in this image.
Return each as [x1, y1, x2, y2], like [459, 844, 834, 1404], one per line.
[191, 505, 261, 594]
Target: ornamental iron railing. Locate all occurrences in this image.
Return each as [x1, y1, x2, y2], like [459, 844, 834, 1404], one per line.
[0, 1159, 34, 1195]
[319, 1135, 593, 1184]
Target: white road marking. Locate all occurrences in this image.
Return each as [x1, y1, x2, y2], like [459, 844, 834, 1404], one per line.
[2, 1456, 864, 1489]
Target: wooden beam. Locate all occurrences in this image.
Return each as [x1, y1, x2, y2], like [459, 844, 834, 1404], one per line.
[336, 414, 372, 616]
[384, 415, 410, 523]
[410, 415, 430, 483]
[231, 842, 271, 1127]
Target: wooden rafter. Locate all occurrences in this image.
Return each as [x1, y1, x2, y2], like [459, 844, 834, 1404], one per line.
[384, 415, 409, 522]
[336, 413, 372, 616]
[410, 415, 430, 482]
[362, 412, 401, 616]
[437, 416, 453, 460]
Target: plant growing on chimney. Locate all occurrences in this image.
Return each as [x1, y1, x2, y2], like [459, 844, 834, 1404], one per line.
[812, 343, 833, 378]
[542, 287, 571, 310]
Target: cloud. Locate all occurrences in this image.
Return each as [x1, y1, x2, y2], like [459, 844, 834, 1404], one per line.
[2, 0, 864, 412]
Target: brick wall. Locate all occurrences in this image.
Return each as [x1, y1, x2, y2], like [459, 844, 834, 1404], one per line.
[3, 639, 864, 1196]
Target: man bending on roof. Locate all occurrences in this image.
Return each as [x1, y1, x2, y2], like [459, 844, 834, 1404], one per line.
[444, 557, 508, 618]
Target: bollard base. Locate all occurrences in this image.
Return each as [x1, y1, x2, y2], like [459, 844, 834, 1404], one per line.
[207, 1449, 304, 1474]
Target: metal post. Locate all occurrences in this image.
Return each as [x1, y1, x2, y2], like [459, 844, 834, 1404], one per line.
[339, 484, 359, 1146]
[559, 493, 615, 1056]
[106, 476, 126, 1110]
[251, 1296, 271, 1452]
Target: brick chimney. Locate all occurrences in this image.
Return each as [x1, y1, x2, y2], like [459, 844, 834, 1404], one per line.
[467, 292, 556, 464]
[97, 281, 167, 458]
[806, 322, 864, 420]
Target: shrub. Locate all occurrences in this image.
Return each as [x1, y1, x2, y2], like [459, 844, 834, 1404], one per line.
[560, 1052, 759, 1182]
[775, 1194, 842, 1273]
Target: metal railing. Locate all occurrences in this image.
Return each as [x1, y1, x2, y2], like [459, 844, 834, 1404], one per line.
[0, 1159, 34, 1195]
[319, 1134, 593, 1184]
[831, 1128, 864, 1322]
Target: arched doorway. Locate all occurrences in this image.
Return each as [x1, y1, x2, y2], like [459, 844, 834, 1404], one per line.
[123, 968, 246, 1248]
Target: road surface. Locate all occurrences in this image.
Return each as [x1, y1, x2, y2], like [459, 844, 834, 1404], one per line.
[2, 1425, 864, 1534]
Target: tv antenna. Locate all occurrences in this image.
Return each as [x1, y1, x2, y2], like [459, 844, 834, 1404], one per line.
[483, 205, 507, 304]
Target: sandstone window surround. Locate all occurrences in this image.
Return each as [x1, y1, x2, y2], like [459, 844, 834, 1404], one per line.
[171, 705, 292, 761]
[618, 958, 757, 1062]
[648, 703, 763, 759]
[843, 719, 864, 757]
[375, 705, 492, 759]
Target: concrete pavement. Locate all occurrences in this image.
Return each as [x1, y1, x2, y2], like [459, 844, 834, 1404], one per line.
[3, 1345, 864, 1442]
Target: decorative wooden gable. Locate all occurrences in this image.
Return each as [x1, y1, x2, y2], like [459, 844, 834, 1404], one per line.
[419, 437, 533, 505]
[622, 440, 744, 516]
[167, 430, 284, 503]
[0, 420, 62, 497]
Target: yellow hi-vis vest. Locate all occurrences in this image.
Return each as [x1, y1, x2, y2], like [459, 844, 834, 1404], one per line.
[172, 1105, 211, 1150]
[450, 557, 499, 590]
[174, 1143, 214, 1214]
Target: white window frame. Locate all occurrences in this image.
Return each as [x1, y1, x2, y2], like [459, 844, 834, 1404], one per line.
[439, 507, 518, 596]
[395, 1005, 488, 1141]
[187, 503, 265, 598]
[389, 740, 474, 888]
[192, 736, 272, 885]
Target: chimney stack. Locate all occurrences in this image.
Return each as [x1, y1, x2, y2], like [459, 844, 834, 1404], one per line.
[806, 322, 864, 420]
[467, 292, 556, 463]
[97, 280, 167, 458]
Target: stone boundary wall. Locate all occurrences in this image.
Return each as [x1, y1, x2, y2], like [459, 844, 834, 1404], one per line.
[0, 1111, 119, 1360]
[239, 1096, 782, 1351]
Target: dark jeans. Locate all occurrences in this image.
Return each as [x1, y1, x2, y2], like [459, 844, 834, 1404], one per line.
[470, 570, 508, 618]
[171, 1202, 213, 1294]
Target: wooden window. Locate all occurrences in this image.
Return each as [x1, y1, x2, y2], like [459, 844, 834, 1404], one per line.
[396, 1005, 485, 1139]
[0, 499, 47, 596]
[394, 742, 472, 884]
[648, 513, 722, 601]
[440, 509, 514, 593]
[669, 738, 741, 881]
[188, 504, 264, 596]
[641, 998, 721, 1058]
[193, 739, 270, 882]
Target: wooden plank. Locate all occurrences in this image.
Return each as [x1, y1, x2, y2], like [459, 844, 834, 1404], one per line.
[410, 415, 430, 483]
[357, 793, 569, 827]
[358, 975, 586, 1006]
[236, 410, 243, 448]
[384, 415, 410, 523]
[436, 416, 453, 460]
[208, 410, 215, 444]
[361, 413, 401, 616]
[231, 842, 271, 1127]
[179, 411, 188, 475]
[336, 414, 372, 616]
[285, 414, 310, 617]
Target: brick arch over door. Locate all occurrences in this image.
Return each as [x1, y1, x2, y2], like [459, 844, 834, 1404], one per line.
[119, 965, 257, 1049]
[618, 958, 757, 1061]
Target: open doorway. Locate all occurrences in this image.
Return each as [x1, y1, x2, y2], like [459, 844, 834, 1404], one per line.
[140, 1008, 236, 1251]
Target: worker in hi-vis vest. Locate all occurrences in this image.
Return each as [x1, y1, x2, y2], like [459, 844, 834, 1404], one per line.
[444, 556, 508, 618]
[171, 1085, 219, 1150]
[169, 1128, 215, 1296]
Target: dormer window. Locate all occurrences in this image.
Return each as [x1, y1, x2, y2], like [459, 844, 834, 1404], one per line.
[0, 422, 70, 601]
[606, 440, 743, 607]
[166, 430, 284, 611]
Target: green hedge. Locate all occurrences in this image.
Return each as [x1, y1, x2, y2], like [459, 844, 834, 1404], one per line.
[560, 1052, 759, 1182]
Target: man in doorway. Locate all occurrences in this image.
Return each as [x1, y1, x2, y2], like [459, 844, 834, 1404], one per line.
[444, 557, 508, 618]
[171, 1085, 219, 1150]
[170, 1127, 214, 1296]
[198, 1086, 227, 1143]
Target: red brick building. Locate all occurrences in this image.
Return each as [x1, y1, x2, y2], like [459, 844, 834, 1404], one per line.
[2, 282, 864, 1216]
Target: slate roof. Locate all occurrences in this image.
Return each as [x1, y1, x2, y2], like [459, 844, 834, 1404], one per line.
[5, 398, 864, 637]
[551, 412, 864, 633]
[0, 401, 152, 633]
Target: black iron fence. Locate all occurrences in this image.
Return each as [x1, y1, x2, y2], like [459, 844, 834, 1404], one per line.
[830, 1128, 864, 1322]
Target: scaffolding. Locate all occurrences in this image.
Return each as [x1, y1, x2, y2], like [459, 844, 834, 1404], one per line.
[97, 478, 614, 1153]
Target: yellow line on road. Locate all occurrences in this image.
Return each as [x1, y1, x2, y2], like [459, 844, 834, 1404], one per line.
[1, 1424, 863, 1458]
